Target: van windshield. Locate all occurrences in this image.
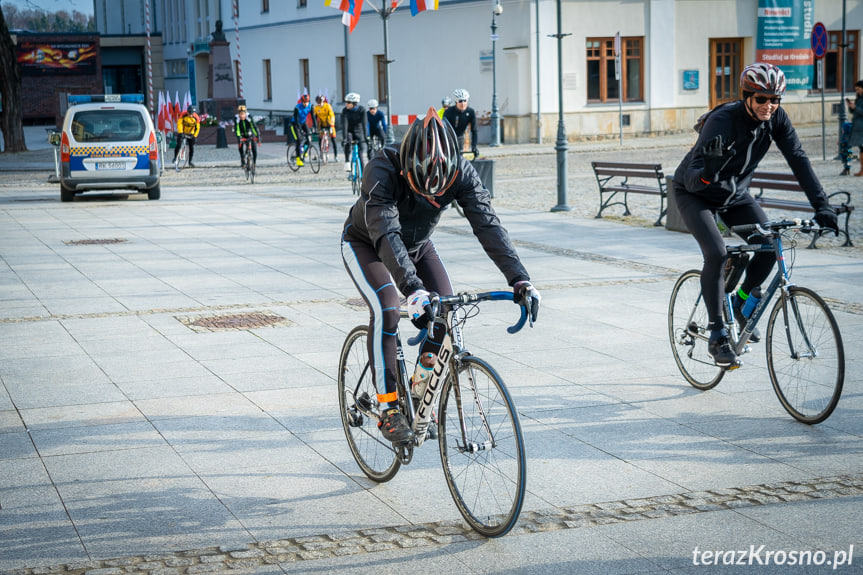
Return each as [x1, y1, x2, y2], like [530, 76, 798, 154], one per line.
[71, 109, 146, 143]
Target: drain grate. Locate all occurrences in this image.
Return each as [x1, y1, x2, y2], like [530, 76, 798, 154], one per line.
[64, 238, 128, 245]
[176, 311, 293, 332]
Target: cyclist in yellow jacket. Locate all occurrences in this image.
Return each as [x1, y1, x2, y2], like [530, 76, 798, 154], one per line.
[173, 104, 201, 168]
[314, 95, 337, 161]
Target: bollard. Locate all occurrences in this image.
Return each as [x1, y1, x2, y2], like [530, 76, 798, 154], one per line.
[216, 125, 227, 149]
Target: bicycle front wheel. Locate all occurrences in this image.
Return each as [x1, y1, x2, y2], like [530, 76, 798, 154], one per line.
[319, 135, 330, 165]
[307, 143, 321, 174]
[337, 325, 401, 482]
[766, 286, 844, 424]
[668, 270, 724, 390]
[439, 356, 525, 538]
[176, 141, 188, 170]
[351, 160, 362, 195]
[286, 146, 300, 172]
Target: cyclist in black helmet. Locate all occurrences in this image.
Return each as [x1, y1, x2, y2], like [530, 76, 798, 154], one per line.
[340, 107, 541, 444]
[672, 62, 837, 368]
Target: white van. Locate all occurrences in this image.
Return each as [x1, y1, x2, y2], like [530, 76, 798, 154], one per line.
[59, 94, 163, 202]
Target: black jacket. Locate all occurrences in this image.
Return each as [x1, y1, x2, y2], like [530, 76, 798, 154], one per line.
[673, 100, 829, 211]
[342, 145, 529, 295]
[341, 105, 368, 140]
[443, 106, 478, 145]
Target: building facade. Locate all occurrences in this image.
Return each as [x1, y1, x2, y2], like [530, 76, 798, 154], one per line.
[89, 0, 861, 142]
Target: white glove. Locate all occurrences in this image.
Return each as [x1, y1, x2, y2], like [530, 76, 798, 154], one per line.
[407, 289, 431, 327]
[514, 281, 541, 324]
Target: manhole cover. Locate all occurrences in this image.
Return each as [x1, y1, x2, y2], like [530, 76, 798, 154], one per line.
[176, 311, 292, 332]
[64, 238, 128, 245]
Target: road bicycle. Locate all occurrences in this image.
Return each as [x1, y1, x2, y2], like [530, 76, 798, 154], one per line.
[369, 134, 385, 158]
[287, 134, 321, 174]
[174, 134, 191, 171]
[318, 128, 334, 165]
[668, 219, 845, 424]
[338, 291, 530, 537]
[240, 137, 257, 183]
[348, 140, 363, 195]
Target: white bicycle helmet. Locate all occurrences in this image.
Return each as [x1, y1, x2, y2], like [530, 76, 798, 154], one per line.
[441, 97, 454, 107]
[740, 63, 786, 96]
[345, 92, 361, 104]
[452, 89, 470, 102]
[367, 99, 379, 108]
[400, 107, 460, 200]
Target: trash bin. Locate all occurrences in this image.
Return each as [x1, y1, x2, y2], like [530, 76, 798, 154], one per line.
[471, 158, 495, 198]
[216, 125, 227, 149]
[664, 176, 688, 233]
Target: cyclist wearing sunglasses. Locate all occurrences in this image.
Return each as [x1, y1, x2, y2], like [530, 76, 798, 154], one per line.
[671, 62, 837, 368]
[341, 108, 540, 443]
[442, 88, 479, 157]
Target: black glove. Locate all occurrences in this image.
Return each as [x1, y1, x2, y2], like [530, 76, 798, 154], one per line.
[700, 135, 734, 181]
[471, 147, 480, 158]
[814, 207, 838, 236]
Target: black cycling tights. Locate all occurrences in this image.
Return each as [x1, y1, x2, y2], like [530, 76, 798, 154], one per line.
[341, 239, 452, 408]
[675, 191, 775, 330]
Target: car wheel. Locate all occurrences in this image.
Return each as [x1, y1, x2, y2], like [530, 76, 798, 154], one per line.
[147, 184, 161, 200]
[60, 184, 75, 202]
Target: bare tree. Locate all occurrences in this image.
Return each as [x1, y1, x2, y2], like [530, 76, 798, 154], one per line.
[0, 5, 26, 153]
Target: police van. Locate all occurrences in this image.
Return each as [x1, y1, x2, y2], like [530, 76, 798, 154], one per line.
[59, 94, 163, 202]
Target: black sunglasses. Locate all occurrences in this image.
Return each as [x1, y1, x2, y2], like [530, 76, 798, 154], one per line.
[753, 95, 781, 105]
[457, 99, 467, 103]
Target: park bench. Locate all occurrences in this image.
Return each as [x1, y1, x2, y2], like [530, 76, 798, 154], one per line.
[591, 161, 666, 226]
[750, 171, 854, 248]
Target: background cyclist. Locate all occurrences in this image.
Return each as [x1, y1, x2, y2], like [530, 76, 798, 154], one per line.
[671, 63, 837, 368]
[340, 107, 541, 443]
[291, 93, 313, 167]
[313, 95, 337, 162]
[173, 104, 200, 168]
[341, 92, 368, 172]
[442, 88, 478, 157]
[234, 105, 259, 167]
[437, 96, 453, 119]
[366, 99, 387, 160]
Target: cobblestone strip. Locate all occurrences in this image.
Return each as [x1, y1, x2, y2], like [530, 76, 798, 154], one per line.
[7, 474, 863, 575]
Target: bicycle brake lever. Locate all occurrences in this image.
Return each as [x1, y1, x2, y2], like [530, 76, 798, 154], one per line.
[407, 328, 428, 347]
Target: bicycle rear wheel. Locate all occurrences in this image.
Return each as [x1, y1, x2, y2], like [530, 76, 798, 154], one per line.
[307, 143, 321, 174]
[286, 146, 300, 172]
[439, 356, 525, 538]
[338, 325, 401, 482]
[668, 270, 725, 390]
[766, 286, 844, 424]
[319, 133, 330, 165]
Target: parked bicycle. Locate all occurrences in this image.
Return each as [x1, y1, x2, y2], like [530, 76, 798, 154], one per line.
[240, 137, 257, 183]
[174, 134, 191, 171]
[287, 133, 321, 174]
[348, 140, 363, 195]
[668, 219, 845, 424]
[338, 290, 530, 537]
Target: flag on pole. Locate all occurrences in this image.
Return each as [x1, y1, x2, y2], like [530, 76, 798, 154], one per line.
[174, 91, 181, 129]
[339, 0, 363, 33]
[410, 0, 437, 16]
[183, 91, 192, 112]
[324, 0, 332, 5]
[157, 91, 165, 131]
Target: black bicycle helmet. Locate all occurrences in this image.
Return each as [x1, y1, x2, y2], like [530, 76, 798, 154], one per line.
[400, 107, 459, 199]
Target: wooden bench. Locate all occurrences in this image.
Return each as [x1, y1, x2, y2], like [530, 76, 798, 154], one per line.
[750, 171, 854, 248]
[591, 162, 667, 226]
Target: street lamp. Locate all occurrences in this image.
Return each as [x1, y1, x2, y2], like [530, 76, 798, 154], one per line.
[489, 0, 503, 147]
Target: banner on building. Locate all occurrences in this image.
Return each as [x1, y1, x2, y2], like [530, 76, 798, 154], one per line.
[16, 41, 97, 75]
[756, 0, 815, 90]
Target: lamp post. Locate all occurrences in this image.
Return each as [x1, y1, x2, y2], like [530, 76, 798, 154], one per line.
[489, 1, 503, 147]
[550, 0, 571, 211]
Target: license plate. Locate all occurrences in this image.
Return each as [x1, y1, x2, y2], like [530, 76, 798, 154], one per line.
[96, 161, 126, 170]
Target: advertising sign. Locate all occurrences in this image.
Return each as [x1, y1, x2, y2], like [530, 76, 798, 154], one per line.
[17, 41, 97, 75]
[755, 0, 814, 90]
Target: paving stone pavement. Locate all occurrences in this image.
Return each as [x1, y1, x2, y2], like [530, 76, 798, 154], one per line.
[1, 125, 862, 574]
